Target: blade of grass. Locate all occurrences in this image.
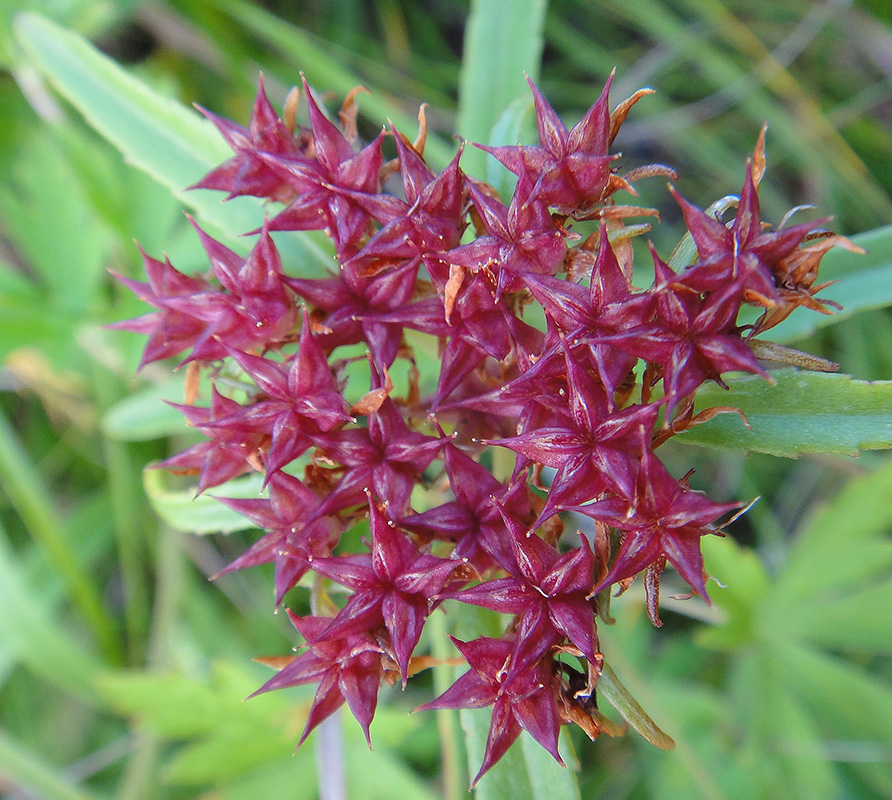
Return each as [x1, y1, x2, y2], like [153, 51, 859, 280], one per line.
[0, 727, 99, 800]
[91, 359, 151, 664]
[456, 0, 547, 177]
[598, 627, 728, 800]
[428, 610, 465, 800]
[0, 521, 104, 705]
[13, 12, 330, 269]
[685, 0, 892, 222]
[0, 406, 119, 664]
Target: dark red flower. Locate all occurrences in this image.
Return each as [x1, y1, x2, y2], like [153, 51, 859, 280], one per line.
[260, 77, 385, 256]
[108, 246, 213, 368]
[484, 341, 659, 524]
[156, 385, 266, 493]
[445, 175, 567, 298]
[191, 74, 304, 202]
[608, 245, 768, 415]
[309, 393, 444, 519]
[477, 75, 617, 216]
[309, 496, 471, 684]
[251, 612, 385, 746]
[444, 521, 600, 675]
[671, 159, 824, 305]
[213, 470, 338, 605]
[581, 436, 742, 603]
[417, 636, 564, 785]
[207, 310, 352, 478]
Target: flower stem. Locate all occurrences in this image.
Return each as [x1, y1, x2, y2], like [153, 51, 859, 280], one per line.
[314, 711, 346, 800]
[430, 609, 465, 800]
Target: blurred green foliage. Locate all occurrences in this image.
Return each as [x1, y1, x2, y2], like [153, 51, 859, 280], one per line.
[1, 1, 892, 798]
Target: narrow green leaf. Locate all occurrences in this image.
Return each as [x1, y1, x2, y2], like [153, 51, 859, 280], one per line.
[598, 662, 676, 751]
[0, 406, 118, 663]
[163, 729, 296, 785]
[97, 672, 229, 739]
[13, 12, 329, 270]
[457, 0, 547, 177]
[0, 295, 77, 362]
[677, 370, 892, 456]
[760, 457, 892, 652]
[0, 525, 104, 705]
[773, 640, 892, 753]
[143, 469, 264, 534]
[0, 727, 98, 800]
[343, 714, 443, 800]
[0, 129, 109, 313]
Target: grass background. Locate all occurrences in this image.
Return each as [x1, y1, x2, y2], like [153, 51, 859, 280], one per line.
[1, 1, 892, 798]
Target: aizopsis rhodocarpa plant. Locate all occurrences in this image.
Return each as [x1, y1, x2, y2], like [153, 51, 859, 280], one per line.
[113, 72, 855, 785]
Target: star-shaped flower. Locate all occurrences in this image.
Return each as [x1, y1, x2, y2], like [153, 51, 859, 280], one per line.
[580, 437, 742, 603]
[443, 520, 600, 676]
[400, 443, 532, 573]
[309, 393, 444, 519]
[445, 175, 567, 298]
[285, 260, 443, 367]
[476, 74, 652, 218]
[341, 131, 467, 275]
[609, 245, 768, 416]
[207, 310, 352, 478]
[191, 74, 304, 202]
[108, 245, 213, 368]
[155, 385, 267, 493]
[251, 612, 385, 746]
[213, 470, 338, 606]
[484, 341, 659, 525]
[417, 636, 564, 786]
[309, 496, 472, 684]
[260, 77, 385, 256]
[524, 227, 640, 403]
[671, 156, 824, 305]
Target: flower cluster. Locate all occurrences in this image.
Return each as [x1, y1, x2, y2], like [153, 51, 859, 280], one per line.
[115, 73, 842, 784]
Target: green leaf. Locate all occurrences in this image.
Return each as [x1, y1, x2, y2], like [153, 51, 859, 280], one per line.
[460, 708, 581, 800]
[760, 457, 892, 653]
[143, 470, 264, 534]
[0, 524, 105, 705]
[97, 662, 308, 786]
[598, 662, 676, 751]
[342, 712, 443, 800]
[0, 728, 99, 800]
[676, 369, 892, 456]
[101, 376, 205, 442]
[456, 0, 547, 177]
[773, 640, 892, 759]
[0, 128, 109, 314]
[13, 12, 330, 270]
[696, 457, 892, 798]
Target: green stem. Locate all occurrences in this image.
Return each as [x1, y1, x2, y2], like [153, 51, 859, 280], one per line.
[0, 405, 119, 664]
[91, 361, 150, 664]
[430, 609, 465, 800]
[116, 523, 185, 800]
